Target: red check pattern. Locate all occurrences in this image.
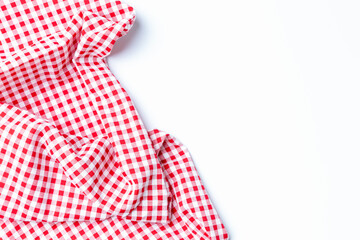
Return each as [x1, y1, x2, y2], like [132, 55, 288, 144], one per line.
[0, 0, 228, 239]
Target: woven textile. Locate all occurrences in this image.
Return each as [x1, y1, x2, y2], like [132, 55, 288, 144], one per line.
[0, 0, 228, 239]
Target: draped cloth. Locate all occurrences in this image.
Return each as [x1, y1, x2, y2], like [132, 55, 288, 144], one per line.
[0, 0, 228, 239]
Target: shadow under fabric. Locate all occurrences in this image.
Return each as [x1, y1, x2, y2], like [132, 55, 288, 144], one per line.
[0, 0, 228, 239]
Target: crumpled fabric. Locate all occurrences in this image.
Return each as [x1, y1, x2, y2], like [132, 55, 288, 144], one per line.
[0, 0, 228, 239]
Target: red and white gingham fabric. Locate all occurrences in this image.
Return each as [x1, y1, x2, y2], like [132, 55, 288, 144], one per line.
[0, 0, 228, 239]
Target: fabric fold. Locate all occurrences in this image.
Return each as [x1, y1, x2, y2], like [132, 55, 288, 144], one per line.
[0, 0, 229, 239]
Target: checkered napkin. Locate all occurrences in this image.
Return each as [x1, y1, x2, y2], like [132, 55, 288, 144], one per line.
[0, 0, 228, 239]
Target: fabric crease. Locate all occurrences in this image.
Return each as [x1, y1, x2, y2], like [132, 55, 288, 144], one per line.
[0, 0, 228, 239]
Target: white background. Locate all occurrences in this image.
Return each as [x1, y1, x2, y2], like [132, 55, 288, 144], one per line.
[108, 0, 360, 239]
